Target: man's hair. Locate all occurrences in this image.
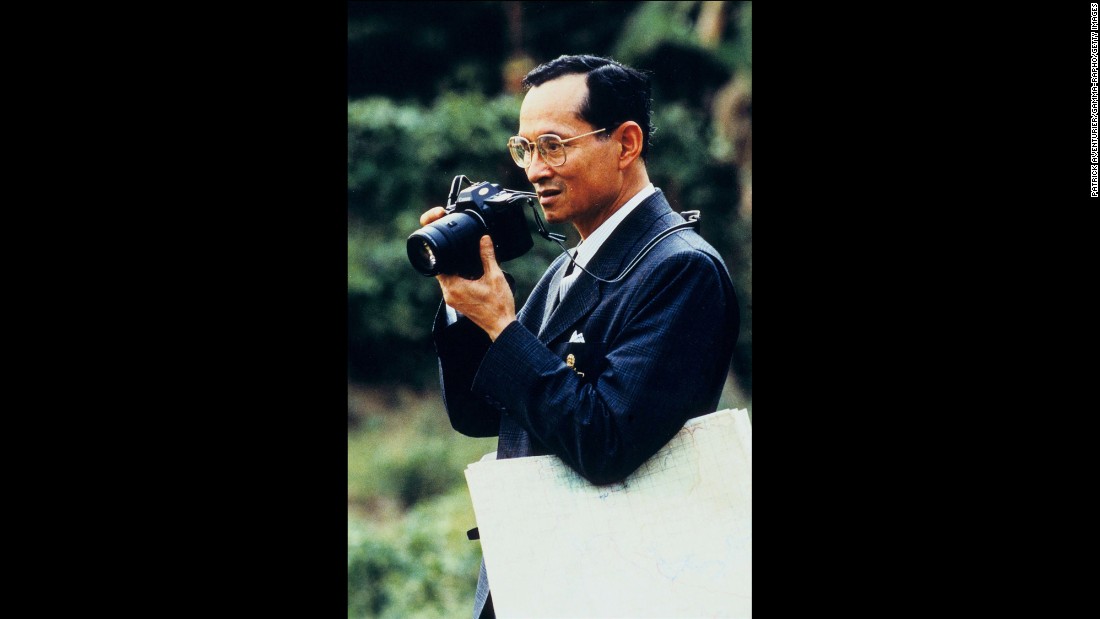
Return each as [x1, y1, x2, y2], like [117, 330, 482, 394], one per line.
[523, 54, 654, 161]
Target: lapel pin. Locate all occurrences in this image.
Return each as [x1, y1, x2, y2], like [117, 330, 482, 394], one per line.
[565, 354, 585, 377]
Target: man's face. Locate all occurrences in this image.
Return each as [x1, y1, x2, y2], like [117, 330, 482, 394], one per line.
[517, 74, 622, 235]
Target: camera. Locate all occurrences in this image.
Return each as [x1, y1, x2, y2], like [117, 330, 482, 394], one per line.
[407, 176, 537, 279]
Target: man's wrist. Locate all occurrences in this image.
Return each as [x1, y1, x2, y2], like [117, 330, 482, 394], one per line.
[488, 318, 518, 342]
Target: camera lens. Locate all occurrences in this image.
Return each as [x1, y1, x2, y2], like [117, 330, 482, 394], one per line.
[407, 234, 443, 276]
[415, 241, 436, 270]
[406, 210, 487, 276]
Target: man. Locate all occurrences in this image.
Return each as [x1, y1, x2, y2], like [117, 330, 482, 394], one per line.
[420, 54, 739, 619]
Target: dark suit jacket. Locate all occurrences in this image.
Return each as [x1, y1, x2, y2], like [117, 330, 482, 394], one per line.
[431, 189, 739, 619]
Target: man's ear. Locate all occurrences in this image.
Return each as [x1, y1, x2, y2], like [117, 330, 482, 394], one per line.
[616, 121, 644, 170]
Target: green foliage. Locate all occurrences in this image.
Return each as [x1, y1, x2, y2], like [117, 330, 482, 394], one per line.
[347, 526, 400, 618]
[614, 1, 704, 62]
[733, 1, 752, 76]
[645, 103, 738, 268]
[347, 92, 576, 385]
[616, 1, 751, 79]
[348, 490, 484, 619]
[348, 388, 495, 619]
[348, 426, 495, 511]
[347, 93, 524, 217]
[346, 93, 511, 383]
[347, 388, 497, 511]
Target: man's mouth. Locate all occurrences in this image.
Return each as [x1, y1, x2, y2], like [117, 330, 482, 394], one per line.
[538, 189, 561, 206]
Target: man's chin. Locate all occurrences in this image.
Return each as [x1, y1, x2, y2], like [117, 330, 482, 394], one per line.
[541, 208, 565, 225]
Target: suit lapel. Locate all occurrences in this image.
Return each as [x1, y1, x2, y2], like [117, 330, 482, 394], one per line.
[540, 253, 569, 329]
[538, 276, 600, 342]
[537, 190, 676, 344]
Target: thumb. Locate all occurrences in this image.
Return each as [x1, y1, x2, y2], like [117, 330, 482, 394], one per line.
[479, 235, 498, 274]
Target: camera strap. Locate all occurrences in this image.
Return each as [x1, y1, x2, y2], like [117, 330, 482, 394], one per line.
[527, 198, 702, 285]
[522, 193, 567, 243]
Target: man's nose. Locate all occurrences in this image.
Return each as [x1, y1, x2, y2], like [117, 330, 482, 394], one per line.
[525, 148, 553, 184]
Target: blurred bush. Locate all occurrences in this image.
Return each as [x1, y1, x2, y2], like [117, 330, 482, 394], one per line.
[347, 387, 497, 511]
[348, 386, 496, 618]
[348, 490, 484, 619]
[348, 92, 579, 387]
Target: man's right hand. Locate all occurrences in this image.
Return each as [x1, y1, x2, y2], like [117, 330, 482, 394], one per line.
[418, 207, 517, 341]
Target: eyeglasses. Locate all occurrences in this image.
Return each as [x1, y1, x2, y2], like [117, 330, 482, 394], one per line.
[507, 128, 606, 168]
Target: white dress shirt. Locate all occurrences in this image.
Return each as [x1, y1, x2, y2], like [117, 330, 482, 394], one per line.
[555, 183, 655, 304]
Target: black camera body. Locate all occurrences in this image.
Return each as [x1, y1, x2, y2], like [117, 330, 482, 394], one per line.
[407, 177, 536, 279]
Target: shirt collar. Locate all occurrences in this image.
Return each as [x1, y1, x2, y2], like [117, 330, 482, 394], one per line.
[570, 183, 655, 269]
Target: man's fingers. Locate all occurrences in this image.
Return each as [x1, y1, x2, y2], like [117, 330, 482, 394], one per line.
[479, 236, 499, 276]
[419, 207, 448, 226]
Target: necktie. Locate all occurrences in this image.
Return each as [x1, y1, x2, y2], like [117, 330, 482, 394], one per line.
[560, 249, 582, 301]
[548, 250, 578, 315]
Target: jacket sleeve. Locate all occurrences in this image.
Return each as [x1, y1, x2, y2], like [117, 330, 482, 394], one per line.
[469, 250, 737, 485]
[432, 301, 502, 438]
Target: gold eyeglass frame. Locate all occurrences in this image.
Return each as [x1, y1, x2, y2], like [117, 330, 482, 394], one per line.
[507, 127, 607, 168]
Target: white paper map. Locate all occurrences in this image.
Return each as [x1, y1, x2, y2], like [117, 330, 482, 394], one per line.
[464, 408, 752, 618]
